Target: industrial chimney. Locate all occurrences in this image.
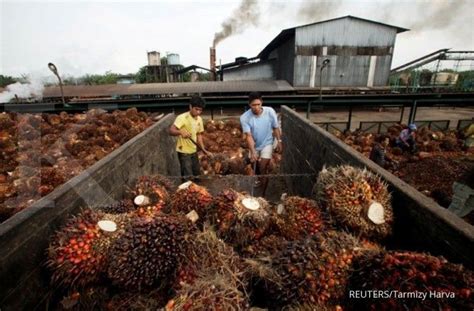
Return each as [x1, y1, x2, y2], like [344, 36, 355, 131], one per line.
[210, 46, 216, 81]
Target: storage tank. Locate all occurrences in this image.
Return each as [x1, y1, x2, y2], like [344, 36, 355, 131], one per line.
[190, 71, 200, 82]
[167, 53, 180, 65]
[147, 51, 161, 66]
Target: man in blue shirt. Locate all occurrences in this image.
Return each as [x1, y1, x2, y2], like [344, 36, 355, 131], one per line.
[395, 123, 417, 154]
[240, 92, 282, 195]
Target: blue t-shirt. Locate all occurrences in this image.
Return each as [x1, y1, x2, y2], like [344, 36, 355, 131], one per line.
[240, 107, 279, 151]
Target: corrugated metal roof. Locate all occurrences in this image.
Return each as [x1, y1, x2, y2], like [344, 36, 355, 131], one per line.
[259, 15, 408, 58]
[42, 80, 294, 98]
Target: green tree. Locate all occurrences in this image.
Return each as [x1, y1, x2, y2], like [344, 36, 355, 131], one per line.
[135, 66, 147, 83]
[0, 75, 17, 87]
[455, 70, 474, 91]
[160, 56, 168, 66]
[79, 71, 119, 85]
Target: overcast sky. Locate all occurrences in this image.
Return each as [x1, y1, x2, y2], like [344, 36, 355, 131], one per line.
[1, 0, 473, 79]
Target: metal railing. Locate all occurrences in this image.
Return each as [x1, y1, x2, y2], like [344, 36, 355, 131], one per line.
[314, 122, 348, 134]
[414, 120, 450, 131]
[359, 121, 400, 134]
[457, 119, 474, 131]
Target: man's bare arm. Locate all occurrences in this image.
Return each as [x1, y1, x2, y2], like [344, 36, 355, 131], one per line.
[169, 124, 191, 138]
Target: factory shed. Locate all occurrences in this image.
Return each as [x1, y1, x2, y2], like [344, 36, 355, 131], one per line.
[222, 16, 408, 88]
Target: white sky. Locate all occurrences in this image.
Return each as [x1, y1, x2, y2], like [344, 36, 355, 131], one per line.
[1, 0, 473, 79]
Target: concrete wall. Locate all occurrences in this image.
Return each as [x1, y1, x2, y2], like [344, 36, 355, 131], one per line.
[0, 114, 179, 310]
[281, 106, 474, 269]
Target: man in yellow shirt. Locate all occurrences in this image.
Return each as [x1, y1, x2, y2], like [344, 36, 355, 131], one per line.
[169, 95, 211, 180]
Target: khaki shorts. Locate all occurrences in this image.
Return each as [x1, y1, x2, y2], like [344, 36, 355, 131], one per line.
[255, 143, 274, 159]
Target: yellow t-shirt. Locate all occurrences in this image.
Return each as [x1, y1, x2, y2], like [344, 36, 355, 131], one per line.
[173, 112, 204, 154]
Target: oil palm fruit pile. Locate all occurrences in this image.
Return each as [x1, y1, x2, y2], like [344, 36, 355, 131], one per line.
[347, 250, 474, 310]
[337, 124, 467, 158]
[274, 195, 328, 241]
[315, 165, 393, 240]
[255, 231, 362, 307]
[169, 181, 213, 220]
[167, 273, 249, 311]
[47, 208, 129, 288]
[241, 234, 288, 258]
[107, 214, 192, 289]
[0, 109, 154, 222]
[199, 118, 281, 175]
[97, 199, 135, 214]
[211, 188, 272, 251]
[46, 169, 473, 310]
[167, 228, 249, 310]
[133, 174, 176, 205]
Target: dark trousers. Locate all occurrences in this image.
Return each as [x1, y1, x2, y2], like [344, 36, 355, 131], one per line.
[396, 136, 417, 153]
[177, 152, 200, 180]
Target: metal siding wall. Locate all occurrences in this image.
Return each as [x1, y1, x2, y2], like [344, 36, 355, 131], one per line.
[330, 56, 370, 86]
[223, 63, 275, 81]
[374, 55, 392, 86]
[294, 55, 312, 86]
[277, 36, 295, 83]
[296, 18, 397, 47]
[292, 17, 398, 87]
[294, 54, 372, 87]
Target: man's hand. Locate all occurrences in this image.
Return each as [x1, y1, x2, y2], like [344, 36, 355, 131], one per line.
[180, 129, 192, 138]
[203, 150, 213, 157]
[275, 141, 283, 153]
[250, 150, 258, 163]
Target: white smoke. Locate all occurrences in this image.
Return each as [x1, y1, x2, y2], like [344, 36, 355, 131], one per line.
[0, 76, 45, 103]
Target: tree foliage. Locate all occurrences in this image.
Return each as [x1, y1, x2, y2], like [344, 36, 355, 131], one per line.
[0, 75, 17, 88]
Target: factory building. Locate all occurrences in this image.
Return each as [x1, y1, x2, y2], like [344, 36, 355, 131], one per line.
[221, 16, 408, 88]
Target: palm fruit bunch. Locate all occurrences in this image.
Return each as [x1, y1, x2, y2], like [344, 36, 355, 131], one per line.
[166, 274, 249, 311]
[107, 214, 193, 290]
[96, 199, 135, 214]
[346, 250, 474, 311]
[47, 208, 128, 288]
[274, 195, 328, 241]
[261, 231, 362, 307]
[204, 119, 217, 132]
[241, 234, 288, 258]
[315, 165, 393, 240]
[133, 174, 175, 205]
[212, 189, 271, 250]
[106, 288, 170, 310]
[58, 287, 110, 310]
[169, 181, 213, 219]
[174, 227, 245, 292]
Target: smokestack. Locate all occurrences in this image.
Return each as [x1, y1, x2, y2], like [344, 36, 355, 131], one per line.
[210, 46, 216, 81]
